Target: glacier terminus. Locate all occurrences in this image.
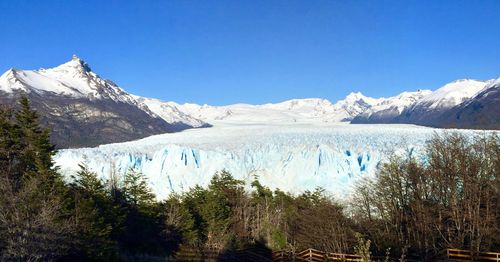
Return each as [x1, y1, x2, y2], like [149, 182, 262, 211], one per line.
[54, 122, 485, 200]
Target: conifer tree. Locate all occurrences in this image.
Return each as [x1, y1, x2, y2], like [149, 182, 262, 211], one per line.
[12, 96, 64, 196]
[120, 169, 167, 256]
[123, 168, 155, 208]
[70, 164, 117, 259]
[0, 107, 21, 183]
[202, 170, 244, 249]
[0, 96, 74, 261]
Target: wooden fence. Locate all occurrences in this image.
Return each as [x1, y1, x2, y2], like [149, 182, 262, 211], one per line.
[272, 248, 363, 262]
[272, 248, 500, 262]
[435, 248, 500, 262]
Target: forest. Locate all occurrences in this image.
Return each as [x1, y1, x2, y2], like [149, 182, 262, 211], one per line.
[0, 97, 499, 261]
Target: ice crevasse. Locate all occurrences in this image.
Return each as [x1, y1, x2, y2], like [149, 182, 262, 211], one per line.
[54, 124, 483, 200]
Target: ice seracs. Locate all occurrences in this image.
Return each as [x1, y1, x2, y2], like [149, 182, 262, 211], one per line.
[54, 123, 488, 200]
[2, 55, 499, 199]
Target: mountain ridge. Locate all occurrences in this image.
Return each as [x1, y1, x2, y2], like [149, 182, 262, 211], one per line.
[1, 56, 498, 148]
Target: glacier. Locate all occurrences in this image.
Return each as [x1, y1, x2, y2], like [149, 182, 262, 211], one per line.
[54, 123, 487, 200]
[3, 56, 499, 198]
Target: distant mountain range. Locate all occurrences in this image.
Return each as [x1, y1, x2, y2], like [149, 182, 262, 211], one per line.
[0, 56, 498, 148]
[352, 78, 500, 129]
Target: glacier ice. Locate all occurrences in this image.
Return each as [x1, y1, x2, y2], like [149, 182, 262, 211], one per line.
[54, 123, 487, 200]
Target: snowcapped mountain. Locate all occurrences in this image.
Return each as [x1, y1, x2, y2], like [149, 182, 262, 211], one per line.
[352, 90, 432, 123]
[413, 79, 488, 109]
[0, 55, 138, 103]
[132, 96, 209, 128]
[2, 56, 497, 199]
[326, 92, 382, 121]
[352, 78, 499, 129]
[394, 79, 492, 126]
[0, 55, 207, 148]
[0, 56, 395, 148]
[1, 56, 498, 150]
[437, 78, 500, 129]
[166, 92, 380, 125]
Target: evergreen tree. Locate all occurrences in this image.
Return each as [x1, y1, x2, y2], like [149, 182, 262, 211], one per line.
[0, 107, 21, 184]
[182, 186, 209, 247]
[69, 164, 117, 260]
[163, 195, 196, 249]
[203, 170, 245, 249]
[15, 96, 56, 176]
[0, 96, 74, 260]
[120, 169, 167, 256]
[123, 168, 155, 208]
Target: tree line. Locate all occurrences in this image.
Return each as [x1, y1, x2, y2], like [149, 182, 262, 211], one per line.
[0, 97, 498, 261]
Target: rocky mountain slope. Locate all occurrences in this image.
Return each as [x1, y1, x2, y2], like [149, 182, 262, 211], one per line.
[1, 56, 498, 149]
[352, 90, 432, 123]
[352, 78, 499, 129]
[0, 56, 207, 148]
[436, 78, 500, 129]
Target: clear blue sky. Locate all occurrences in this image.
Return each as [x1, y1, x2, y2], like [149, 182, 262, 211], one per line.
[1, 0, 499, 105]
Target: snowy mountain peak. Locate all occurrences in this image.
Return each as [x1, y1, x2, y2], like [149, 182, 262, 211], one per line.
[485, 77, 500, 88]
[345, 91, 365, 99]
[417, 79, 488, 109]
[0, 57, 210, 130]
[0, 69, 21, 93]
[341, 92, 380, 105]
[47, 55, 93, 75]
[0, 68, 16, 80]
[265, 98, 334, 111]
[354, 89, 433, 122]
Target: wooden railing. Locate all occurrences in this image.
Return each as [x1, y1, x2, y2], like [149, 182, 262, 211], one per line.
[273, 248, 500, 262]
[272, 248, 363, 262]
[435, 248, 500, 262]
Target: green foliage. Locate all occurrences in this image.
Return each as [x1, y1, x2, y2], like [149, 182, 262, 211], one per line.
[203, 170, 244, 248]
[2, 97, 499, 260]
[69, 164, 118, 260]
[123, 168, 156, 208]
[354, 233, 372, 262]
[163, 195, 197, 245]
[16, 96, 55, 172]
[0, 96, 74, 261]
[271, 229, 287, 250]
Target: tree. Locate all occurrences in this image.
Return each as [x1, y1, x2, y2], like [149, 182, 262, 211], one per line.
[354, 233, 372, 262]
[294, 188, 352, 253]
[123, 168, 155, 208]
[0, 107, 21, 184]
[351, 132, 500, 258]
[202, 170, 244, 250]
[0, 96, 74, 260]
[120, 169, 167, 256]
[69, 164, 117, 260]
[163, 195, 196, 249]
[15, 96, 57, 178]
[0, 176, 74, 261]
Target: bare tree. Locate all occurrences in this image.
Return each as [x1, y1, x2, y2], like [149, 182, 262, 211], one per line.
[0, 176, 74, 261]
